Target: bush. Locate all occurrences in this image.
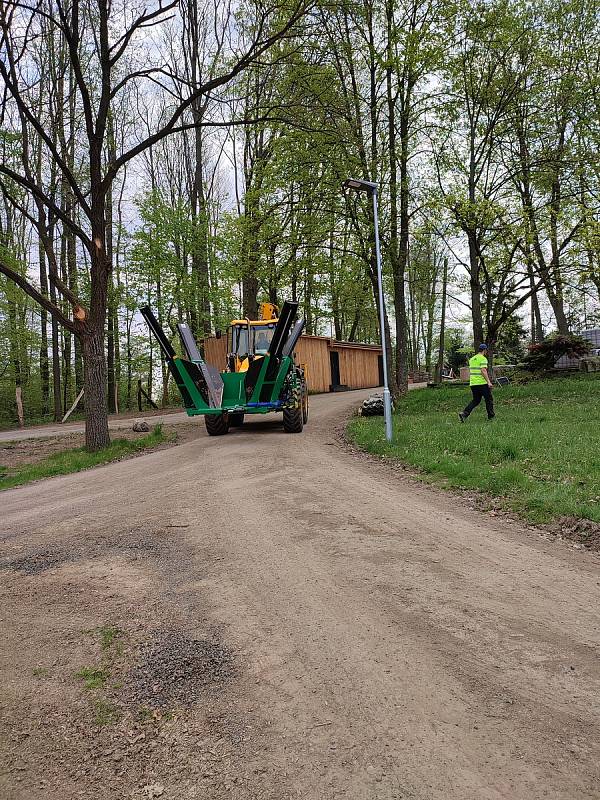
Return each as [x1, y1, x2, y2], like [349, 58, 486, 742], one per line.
[522, 333, 589, 372]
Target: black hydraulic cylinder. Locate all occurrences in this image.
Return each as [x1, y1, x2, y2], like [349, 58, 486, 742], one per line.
[140, 306, 175, 359]
[263, 300, 298, 384]
[268, 300, 298, 360]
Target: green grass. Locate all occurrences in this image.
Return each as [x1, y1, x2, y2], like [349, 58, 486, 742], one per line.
[99, 625, 123, 652]
[74, 626, 127, 727]
[32, 667, 49, 677]
[75, 665, 110, 690]
[348, 375, 600, 524]
[0, 425, 166, 490]
[93, 698, 120, 726]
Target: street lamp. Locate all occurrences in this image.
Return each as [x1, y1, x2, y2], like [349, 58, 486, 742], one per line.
[342, 178, 393, 442]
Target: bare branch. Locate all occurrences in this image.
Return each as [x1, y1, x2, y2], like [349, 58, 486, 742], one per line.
[0, 255, 79, 333]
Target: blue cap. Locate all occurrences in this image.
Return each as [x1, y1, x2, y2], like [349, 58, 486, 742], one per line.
[479, 343, 488, 350]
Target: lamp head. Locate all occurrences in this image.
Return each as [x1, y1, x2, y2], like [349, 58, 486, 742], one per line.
[342, 178, 378, 194]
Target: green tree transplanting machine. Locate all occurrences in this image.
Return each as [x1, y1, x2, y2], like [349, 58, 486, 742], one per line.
[140, 301, 308, 435]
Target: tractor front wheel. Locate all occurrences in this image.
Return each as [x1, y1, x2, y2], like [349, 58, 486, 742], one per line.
[302, 382, 309, 424]
[205, 412, 230, 436]
[283, 405, 303, 433]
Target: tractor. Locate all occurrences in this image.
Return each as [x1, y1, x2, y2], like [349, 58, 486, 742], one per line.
[140, 300, 308, 435]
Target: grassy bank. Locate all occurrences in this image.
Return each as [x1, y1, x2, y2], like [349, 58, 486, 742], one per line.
[0, 425, 167, 490]
[348, 376, 600, 524]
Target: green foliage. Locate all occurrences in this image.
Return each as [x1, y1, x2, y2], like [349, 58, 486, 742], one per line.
[444, 328, 470, 372]
[349, 376, 600, 523]
[523, 334, 590, 372]
[494, 315, 527, 364]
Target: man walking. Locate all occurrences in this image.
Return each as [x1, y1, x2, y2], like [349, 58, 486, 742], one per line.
[459, 343, 495, 422]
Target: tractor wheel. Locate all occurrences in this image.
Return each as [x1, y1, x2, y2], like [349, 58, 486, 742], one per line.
[229, 412, 244, 427]
[301, 383, 309, 425]
[283, 405, 303, 433]
[205, 412, 230, 436]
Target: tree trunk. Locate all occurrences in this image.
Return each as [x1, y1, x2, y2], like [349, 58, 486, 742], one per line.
[126, 317, 133, 410]
[84, 190, 111, 450]
[467, 231, 484, 347]
[528, 262, 543, 343]
[7, 295, 22, 425]
[242, 185, 260, 319]
[15, 386, 25, 428]
[191, 131, 211, 338]
[38, 236, 50, 416]
[107, 288, 116, 414]
[48, 276, 63, 421]
[82, 328, 110, 451]
[113, 309, 120, 413]
[242, 273, 259, 319]
[384, 1, 403, 397]
[60, 225, 72, 415]
[435, 258, 448, 383]
[106, 115, 117, 414]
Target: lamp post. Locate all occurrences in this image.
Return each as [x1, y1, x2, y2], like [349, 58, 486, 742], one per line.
[343, 178, 393, 442]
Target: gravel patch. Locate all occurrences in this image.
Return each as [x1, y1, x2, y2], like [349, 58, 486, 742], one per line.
[1, 548, 72, 575]
[127, 629, 234, 709]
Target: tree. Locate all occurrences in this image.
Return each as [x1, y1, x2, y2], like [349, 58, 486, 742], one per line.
[444, 328, 469, 374]
[439, 0, 524, 350]
[494, 314, 527, 363]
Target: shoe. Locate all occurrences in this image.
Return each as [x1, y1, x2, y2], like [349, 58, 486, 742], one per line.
[487, 417, 495, 422]
[458, 412, 466, 423]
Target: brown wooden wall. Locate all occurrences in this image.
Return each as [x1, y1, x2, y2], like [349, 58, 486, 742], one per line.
[204, 336, 227, 369]
[201, 333, 382, 394]
[295, 336, 331, 393]
[332, 343, 381, 390]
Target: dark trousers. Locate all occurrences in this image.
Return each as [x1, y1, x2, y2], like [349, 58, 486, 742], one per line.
[463, 385, 495, 419]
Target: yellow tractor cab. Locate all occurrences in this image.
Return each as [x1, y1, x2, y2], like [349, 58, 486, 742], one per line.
[227, 302, 280, 373]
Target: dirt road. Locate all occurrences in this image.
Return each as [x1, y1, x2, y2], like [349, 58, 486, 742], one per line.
[1, 390, 599, 799]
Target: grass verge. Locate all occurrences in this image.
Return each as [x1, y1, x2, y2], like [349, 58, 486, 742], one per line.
[348, 375, 600, 524]
[0, 424, 167, 490]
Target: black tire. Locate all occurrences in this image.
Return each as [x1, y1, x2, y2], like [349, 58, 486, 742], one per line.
[283, 405, 303, 433]
[301, 382, 309, 424]
[205, 412, 229, 436]
[229, 412, 244, 427]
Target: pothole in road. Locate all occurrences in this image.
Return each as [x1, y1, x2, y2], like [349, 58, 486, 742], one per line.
[127, 629, 234, 709]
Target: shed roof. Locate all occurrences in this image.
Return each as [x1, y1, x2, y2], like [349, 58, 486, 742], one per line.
[299, 334, 382, 353]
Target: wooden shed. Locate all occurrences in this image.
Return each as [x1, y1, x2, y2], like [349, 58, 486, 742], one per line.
[203, 334, 383, 394]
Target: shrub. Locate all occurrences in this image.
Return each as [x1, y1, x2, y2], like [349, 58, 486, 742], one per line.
[522, 333, 589, 372]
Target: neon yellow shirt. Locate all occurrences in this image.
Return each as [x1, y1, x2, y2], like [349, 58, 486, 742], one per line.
[469, 353, 488, 386]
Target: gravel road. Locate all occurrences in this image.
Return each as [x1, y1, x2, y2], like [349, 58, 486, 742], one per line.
[1, 389, 599, 799]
